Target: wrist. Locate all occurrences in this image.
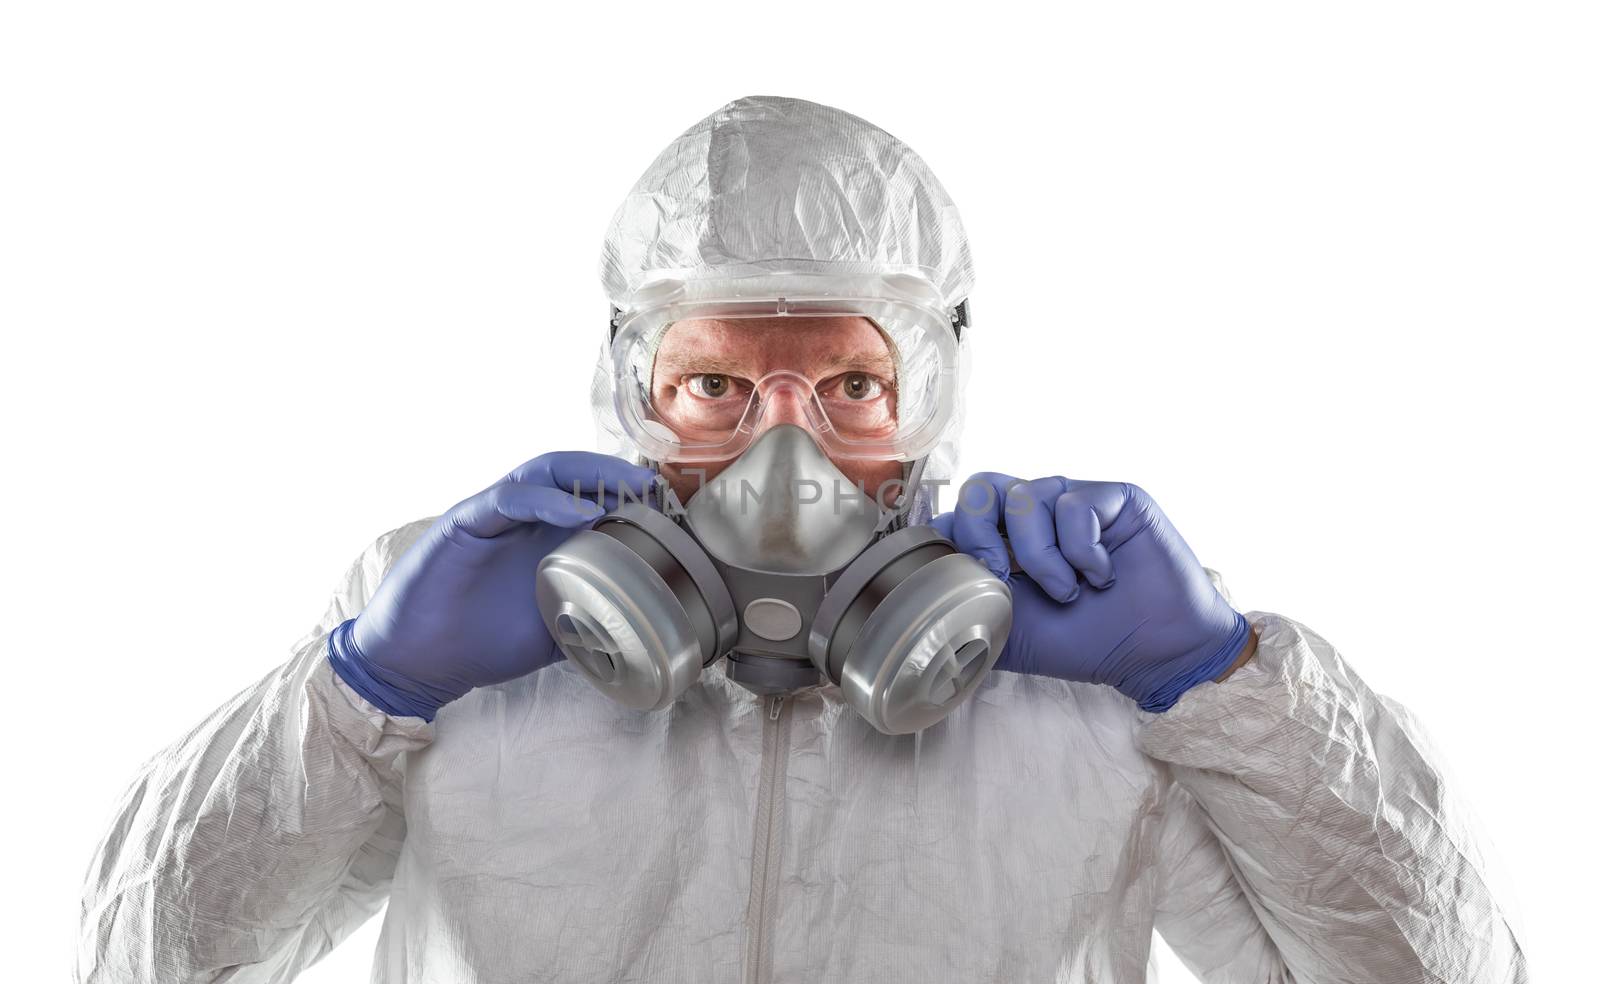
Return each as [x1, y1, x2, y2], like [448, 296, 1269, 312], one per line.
[1212, 624, 1259, 682]
[326, 618, 451, 722]
[1133, 611, 1252, 713]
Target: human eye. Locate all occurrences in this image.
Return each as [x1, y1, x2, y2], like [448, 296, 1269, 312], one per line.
[685, 373, 750, 401]
[823, 371, 888, 402]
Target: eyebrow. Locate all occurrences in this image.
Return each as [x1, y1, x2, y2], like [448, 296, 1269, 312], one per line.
[814, 350, 897, 378]
[653, 354, 755, 377]
[654, 350, 898, 379]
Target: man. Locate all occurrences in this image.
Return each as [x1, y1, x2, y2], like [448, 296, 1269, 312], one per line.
[77, 95, 1526, 983]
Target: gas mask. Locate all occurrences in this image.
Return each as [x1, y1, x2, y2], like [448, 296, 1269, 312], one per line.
[534, 424, 1012, 734]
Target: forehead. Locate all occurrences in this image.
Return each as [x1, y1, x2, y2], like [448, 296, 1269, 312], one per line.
[653, 316, 894, 373]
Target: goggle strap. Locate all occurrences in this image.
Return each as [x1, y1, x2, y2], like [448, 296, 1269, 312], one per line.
[610, 299, 967, 344]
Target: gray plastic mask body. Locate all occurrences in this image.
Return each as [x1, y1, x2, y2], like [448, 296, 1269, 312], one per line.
[683, 424, 884, 576]
[682, 424, 888, 693]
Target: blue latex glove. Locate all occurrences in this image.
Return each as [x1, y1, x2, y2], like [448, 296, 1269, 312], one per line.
[931, 474, 1251, 712]
[327, 452, 656, 720]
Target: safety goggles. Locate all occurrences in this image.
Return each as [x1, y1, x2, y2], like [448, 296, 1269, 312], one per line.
[608, 275, 965, 464]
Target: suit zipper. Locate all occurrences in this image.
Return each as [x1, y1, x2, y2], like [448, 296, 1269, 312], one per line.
[745, 694, 792, 984]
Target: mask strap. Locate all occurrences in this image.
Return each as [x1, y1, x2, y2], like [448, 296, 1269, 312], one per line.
[890, 456, 931, 532]
[950, 298, 970, 341]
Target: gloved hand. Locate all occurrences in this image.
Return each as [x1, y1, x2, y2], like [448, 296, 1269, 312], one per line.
[327, 452, 656, 720]
[931, 474, 1252, 712]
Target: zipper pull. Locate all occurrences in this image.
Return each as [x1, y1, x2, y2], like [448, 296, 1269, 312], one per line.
[769, 696, 784, 720]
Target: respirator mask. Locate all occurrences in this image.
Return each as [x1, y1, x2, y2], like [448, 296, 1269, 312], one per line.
[534, 281, 1011, 734]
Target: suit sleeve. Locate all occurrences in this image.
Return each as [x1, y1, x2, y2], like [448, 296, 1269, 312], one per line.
[76, 520, 436, 984]
[1151, 779, 1293, 982]
[1140, 608, 1529, 984]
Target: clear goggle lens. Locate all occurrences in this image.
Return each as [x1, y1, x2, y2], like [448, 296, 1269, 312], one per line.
[611, 298, 958, 464]
[662, 368, 898, 449]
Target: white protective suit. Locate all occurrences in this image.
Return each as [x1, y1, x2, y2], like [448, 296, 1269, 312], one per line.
[78, 96, 1528, 984]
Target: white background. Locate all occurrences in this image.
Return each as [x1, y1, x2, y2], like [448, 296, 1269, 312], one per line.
[5, 2, 1595, 980]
